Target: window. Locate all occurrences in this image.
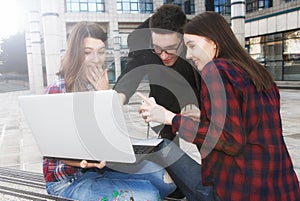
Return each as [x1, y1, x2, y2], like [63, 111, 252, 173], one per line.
[120, 33, 129, 49]
[163, 0, 195, 14]
[246, 0, 272, 13]
[210, 0, 231, 15]
[117, 0, 153, 14]
[79, 2, 88, 12]
[283, 30, 300, 80]
[66, 0, 105, 12]
[246, 31, 300, 81]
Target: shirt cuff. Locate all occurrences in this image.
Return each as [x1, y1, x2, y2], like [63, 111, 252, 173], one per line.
[171, 114, 182, 134]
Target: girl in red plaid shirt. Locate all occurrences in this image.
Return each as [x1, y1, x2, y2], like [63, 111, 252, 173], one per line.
[138, 12, 300, 201]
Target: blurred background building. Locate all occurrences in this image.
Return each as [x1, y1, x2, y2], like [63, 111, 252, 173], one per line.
[25, 0, 300, 93]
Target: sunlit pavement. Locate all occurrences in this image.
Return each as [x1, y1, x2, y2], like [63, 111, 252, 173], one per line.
[0, 83, 299, 180]
[0, 80, 29, 93]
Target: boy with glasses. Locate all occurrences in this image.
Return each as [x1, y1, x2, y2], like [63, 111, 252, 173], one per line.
[113, 5, 201, 199]
[114, 4, 200, 143]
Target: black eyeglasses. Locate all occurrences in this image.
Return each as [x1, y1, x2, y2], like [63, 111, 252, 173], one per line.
[151, 40, 182, 55]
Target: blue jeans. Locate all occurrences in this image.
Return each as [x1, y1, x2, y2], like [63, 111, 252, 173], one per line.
[46, 160, 176, 201]
[148, 139, 220, 201]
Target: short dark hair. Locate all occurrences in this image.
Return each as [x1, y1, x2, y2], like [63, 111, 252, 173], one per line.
[150, 4, 187, 34]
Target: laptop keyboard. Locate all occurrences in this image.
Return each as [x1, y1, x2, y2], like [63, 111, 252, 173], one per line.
[133, 145, 156, 154]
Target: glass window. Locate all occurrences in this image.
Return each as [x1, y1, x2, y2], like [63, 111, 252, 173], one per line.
[120, 33, 129, 49]
[117, 0, 153, 14]
[246, 31, 300, 81]
[123, 2, 130, 12]
[212, 0, 230, 15]
[96, 3, 104, 11]
[246, 0, 273, 13]
[89, 3, 97, 11]
[117, 2, 122, 10]
[130, 2, 138, 11]
[163, 0, 195, 14]
[71, 2, 80, 12]
[80, 2, 88, 12]
[66, 0, 105, 12]
[283, 30, 300, 80]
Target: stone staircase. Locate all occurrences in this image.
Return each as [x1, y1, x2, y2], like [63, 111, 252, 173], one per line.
[0, 167, 75, 201]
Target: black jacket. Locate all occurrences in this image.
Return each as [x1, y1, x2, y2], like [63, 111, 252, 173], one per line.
[113, 18, 201, 140]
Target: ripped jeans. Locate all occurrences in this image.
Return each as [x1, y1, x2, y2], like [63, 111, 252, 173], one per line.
[46, 160, 176, 201]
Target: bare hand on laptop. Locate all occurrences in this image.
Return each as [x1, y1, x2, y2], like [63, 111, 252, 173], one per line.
[62, 160, 106, 169]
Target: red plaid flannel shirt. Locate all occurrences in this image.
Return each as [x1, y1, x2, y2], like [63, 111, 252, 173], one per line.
[172, 59, 300, 201]
[43, 78, 80, 182]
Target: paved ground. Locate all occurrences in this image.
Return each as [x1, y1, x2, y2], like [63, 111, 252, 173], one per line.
[0, 82, 299, 194]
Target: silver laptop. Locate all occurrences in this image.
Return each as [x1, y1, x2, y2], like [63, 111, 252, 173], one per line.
[19, 90, 163, 163]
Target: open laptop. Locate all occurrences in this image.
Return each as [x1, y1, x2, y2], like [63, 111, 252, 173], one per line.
[19, 90, 163, 163]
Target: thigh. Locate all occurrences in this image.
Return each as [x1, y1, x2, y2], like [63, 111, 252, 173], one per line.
[150, 139, 213, 200]
[62, 171, 160, 201]
[46, 179, 72, 196]
[103, 161, 176, 198]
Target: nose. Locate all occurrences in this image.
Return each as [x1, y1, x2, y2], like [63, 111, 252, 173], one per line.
[159, 51, 169, 60]
[90, 51, 102, 64]
[186, 48, 192, 60]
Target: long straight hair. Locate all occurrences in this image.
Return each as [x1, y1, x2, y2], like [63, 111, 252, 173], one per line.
[184, 11, 274, 91]
[57, 22, 107, 92]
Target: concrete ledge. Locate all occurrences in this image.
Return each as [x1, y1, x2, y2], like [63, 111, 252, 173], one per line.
[276, 81, 300, 89]
[0, 167, 75, 201]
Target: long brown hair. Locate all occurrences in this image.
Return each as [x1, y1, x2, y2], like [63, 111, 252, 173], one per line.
[184, 11, 274, 91]
[57, 21, 107, 92]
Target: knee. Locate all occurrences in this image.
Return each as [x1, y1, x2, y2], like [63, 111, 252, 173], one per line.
[134, 181, 161, 201]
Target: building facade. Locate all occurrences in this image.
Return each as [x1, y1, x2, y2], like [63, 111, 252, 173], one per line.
[24, 0, 299, 93]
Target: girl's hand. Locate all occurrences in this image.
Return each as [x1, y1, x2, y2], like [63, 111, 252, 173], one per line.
[86, 66, 109, 91]
[79, 160, 106, 169]
[74, 52, 109, 91]
[62, 159, 106, 169]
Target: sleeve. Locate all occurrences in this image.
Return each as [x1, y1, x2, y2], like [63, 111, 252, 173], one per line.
[172, 61, 247, 157]
[113, 19, 152, 104]
[44, 79, 64, 94]
[113, 51, 148, 104]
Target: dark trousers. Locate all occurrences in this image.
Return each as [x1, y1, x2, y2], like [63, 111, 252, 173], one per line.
[148, 139, 221, 201]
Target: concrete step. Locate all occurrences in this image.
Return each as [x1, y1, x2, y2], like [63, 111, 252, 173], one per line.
[276, 81, 300, 89]
[0, 167, 75, 201]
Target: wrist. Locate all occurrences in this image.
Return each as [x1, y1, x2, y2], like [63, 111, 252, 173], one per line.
[80, 160, 88, 168]
[164, 111, 176, 125]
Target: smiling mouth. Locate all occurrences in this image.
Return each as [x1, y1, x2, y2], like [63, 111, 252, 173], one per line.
[163, 59, 171, 63]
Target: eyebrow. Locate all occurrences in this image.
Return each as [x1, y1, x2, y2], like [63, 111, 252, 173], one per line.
[84, 46, 105, 50]
[153, 43, 178, 49]
[185, 40, 195, 46]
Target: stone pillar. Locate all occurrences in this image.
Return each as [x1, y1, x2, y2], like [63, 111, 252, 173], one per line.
[106, 0, 121, 81]
[194, 0, 205, 15]
[41, 0, 61, 86]
[112, 29, 121, 81]
[231, 0, 245, 47]
[26, 0, 44, 94]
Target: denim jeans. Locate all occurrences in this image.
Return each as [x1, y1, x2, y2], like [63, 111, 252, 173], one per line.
[46, 160, 176, 201]
[148, 139, 220, 201]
